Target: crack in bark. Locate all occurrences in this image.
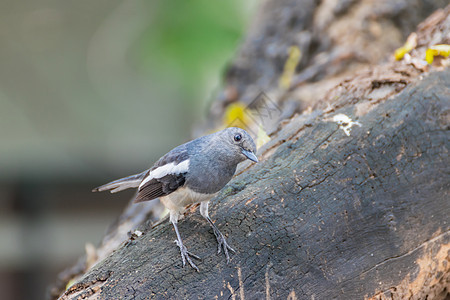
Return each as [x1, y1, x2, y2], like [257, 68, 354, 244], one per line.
[342, 230, 450, 286]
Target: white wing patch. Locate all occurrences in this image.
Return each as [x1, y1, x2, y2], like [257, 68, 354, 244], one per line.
[139, 159, 190, 190]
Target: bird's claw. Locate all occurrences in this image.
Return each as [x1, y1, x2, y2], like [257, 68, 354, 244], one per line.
[212, 229, 235, 263]
[175, 240, 200, 271]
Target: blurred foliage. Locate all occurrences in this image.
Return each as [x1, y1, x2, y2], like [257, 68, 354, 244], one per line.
[137, 0, 255, 107]
[0, 0, 257, 179]
[0, 3, 259, 299]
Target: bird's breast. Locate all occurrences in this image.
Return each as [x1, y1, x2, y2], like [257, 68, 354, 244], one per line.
[160, 187, 216, 212]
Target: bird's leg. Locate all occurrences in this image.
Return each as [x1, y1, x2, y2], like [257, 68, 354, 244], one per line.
[170, 212, 200, 272]
[200, 202, 235, 263]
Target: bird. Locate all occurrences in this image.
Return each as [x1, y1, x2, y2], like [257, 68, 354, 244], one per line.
[92, 127, 258, 271]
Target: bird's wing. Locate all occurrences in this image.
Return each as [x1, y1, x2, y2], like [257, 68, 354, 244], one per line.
[135, 173, 187, 202]
[135, 144, 190, 203]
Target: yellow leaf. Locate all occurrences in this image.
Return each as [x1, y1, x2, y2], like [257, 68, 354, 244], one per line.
[256, 125, 270, 149]
[394, 33, 417, 60]
[425, 44, 450, 64]
[394, 47, 409, 60]
[224, 102, 249, 130]
[279, 46, 302, 90]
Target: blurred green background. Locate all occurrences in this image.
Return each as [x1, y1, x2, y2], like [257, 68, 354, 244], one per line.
[0, 0, 257, 299]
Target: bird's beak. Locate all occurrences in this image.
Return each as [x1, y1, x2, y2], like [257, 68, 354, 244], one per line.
[241, 149, 258, 163]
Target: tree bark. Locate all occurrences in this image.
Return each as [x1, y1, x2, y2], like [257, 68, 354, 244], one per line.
[51, 2, 450, 300]
[59, 68, 450, 299]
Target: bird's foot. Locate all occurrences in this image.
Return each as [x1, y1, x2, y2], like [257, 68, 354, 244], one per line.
[174, 240, 201, 272]
[212, 228, 235, 263]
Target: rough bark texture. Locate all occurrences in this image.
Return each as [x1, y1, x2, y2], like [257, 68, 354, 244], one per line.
[59, 69, 450, 300]
[51, 2, 450, 300]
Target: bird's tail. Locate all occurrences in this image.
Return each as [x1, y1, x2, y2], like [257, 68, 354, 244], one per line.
[92, 170, 148, 193]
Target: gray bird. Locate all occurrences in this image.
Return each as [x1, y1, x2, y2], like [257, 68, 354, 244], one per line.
[93, 127, 258, 271]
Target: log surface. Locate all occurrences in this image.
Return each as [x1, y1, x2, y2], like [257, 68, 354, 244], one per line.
[62, 69, 449, 299]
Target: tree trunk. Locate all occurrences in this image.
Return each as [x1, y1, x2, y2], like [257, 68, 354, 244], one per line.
[51, 2, 450, 300]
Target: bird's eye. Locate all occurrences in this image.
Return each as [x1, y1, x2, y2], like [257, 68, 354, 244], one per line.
[234, 134, 242, 142]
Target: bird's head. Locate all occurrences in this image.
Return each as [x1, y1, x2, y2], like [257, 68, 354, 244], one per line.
[222, 127, 258, 163]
